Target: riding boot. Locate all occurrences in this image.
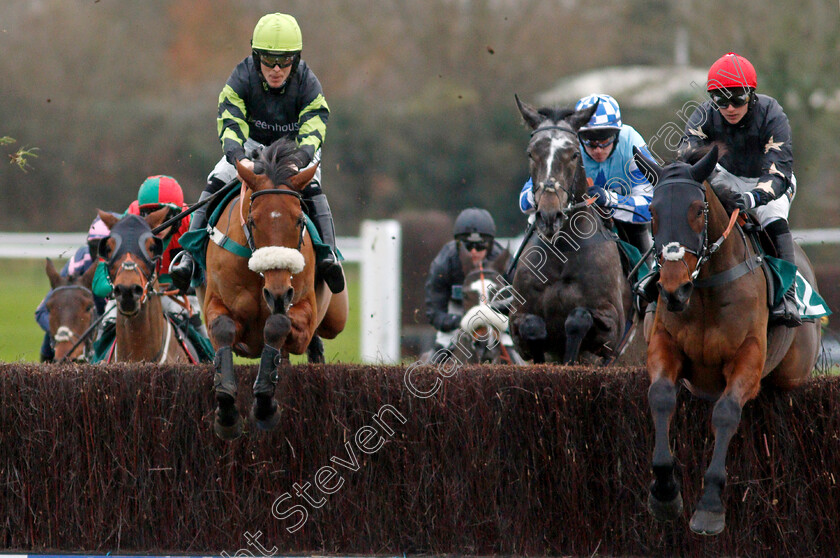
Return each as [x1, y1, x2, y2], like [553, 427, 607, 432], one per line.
[169, 184, 218, 291]
[766, 220, 802, 328]
[306, 193, 345, 294]
[632, 223, 655, 269]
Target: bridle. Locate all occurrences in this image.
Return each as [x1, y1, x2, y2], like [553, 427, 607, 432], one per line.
[107, 252, 159, 315]
[529, 124, 587, 215]
[657, 181, 756, 288]
[242, 183, 306, 253]
[48, 284, 97, 359]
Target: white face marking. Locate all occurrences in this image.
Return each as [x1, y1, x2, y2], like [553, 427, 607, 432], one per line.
[541, 135, 573, 183]
[270, 211, 283, 219]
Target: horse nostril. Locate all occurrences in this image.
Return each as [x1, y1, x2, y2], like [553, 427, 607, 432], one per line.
[132, 284, 144, 298]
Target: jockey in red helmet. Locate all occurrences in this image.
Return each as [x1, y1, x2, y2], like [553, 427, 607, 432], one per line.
[680, 52, 800, 327]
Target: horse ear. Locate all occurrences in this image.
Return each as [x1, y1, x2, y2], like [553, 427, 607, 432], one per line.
[79, 260, 98, 289]
[236, 159, 259, 189]
[633, 146, 662, 186]
[97, 209, 118, 230]
[515, 94, 544, 131]
[144, 206, 170, 232]
[45, 258, 62, 289]
[568, 99, 599, 131]
[689, 144, 719, 183]
[290, 162, 320, 191]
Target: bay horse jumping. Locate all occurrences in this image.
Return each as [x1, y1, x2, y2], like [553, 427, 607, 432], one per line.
[98, 209, 192, 364]
[202, 138, 348, 441]
[633, 145, 821, 535]
[511, 96, 631, 364]
[44, 258, 98, 362]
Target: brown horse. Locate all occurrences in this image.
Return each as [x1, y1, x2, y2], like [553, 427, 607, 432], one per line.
[511, 96, 632, 364]
[633, 145, 821, 535]
[202, 138, 348, 440]
[44, 259, 98, 361]
[98, 209, 192, 364]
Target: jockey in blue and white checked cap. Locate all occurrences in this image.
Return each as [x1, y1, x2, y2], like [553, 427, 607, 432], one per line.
[518, 93, 654, 263]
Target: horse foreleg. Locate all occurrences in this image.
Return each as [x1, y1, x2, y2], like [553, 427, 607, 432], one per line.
[690, 338, 763, 536]
[646, 326, 684, 522]
[307, 335, 325, 363]
[251, 313, 292, 431]
[209, 315, 243, 441]
[563, 307, 593, 364]
[515, 314, 548, 363]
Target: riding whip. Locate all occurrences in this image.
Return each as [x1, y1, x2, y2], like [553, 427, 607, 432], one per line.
[151, 176, 241, 235]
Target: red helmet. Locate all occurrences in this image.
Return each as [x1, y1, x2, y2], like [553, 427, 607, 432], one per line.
[707, 52, 757, 91]
[137, 175, 184, 211]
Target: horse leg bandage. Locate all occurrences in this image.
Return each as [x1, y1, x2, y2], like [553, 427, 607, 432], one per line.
[249, 246, 306, 274]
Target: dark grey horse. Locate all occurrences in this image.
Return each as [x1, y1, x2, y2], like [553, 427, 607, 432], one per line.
[510, 96, 631, 364]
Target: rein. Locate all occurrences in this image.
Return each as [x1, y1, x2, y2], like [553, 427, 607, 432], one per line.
[530, 124, 587, 213]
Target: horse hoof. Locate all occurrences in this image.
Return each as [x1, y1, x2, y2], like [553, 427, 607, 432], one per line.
[214, 411, 243, 441]
[251, 397, 282, 431]
[647, 491, 683, 522]
[689, 509, 725, 536]
[214, 395, 243, 441]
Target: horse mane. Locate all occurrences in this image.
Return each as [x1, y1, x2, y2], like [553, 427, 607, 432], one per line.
[259, 138, 305, 186]
[677, 144, 740, 216]
[538, 106, 576, 123]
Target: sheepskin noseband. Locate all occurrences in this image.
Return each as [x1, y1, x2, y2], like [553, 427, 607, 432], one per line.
[248, 246, 306, 274]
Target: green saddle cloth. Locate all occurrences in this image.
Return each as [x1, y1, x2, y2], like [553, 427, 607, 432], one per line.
[179, 188, 341, 272]
[764, 256, 831, 319]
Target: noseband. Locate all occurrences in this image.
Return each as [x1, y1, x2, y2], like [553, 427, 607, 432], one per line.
[48, 284, 97, 357]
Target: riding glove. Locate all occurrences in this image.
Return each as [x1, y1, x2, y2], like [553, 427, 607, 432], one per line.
[589, 185, 616, 208]
[735, 188, 772, 211]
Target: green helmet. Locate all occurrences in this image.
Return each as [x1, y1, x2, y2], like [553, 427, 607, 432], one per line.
[252, 13, 302, 53]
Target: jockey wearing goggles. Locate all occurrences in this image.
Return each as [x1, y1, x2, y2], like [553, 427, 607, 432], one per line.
[680, 52, 801, 327]
[518, 94, 655, 267]
[171, 13, 344, 295]
[425, 208, 506, 355]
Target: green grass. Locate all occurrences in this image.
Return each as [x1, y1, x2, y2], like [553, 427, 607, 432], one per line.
[0, 259, 361, 364]
[0, 259, 51, 362]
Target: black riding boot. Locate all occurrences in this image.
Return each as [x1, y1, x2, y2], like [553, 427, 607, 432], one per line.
[169, 179, 223, 291]
[306, 192, 345, 294]
[617, 221, 654, 269]
[766, 220, 801, 328]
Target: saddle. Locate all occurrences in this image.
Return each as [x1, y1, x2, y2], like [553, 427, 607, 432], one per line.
[178, 187, 339, 270]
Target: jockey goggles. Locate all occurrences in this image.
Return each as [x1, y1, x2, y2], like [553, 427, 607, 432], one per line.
[257, 52, 296, 69]
[463, 240, 489, 252]
[579, 131, 618, 149]
[709, 88, 751, 108]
